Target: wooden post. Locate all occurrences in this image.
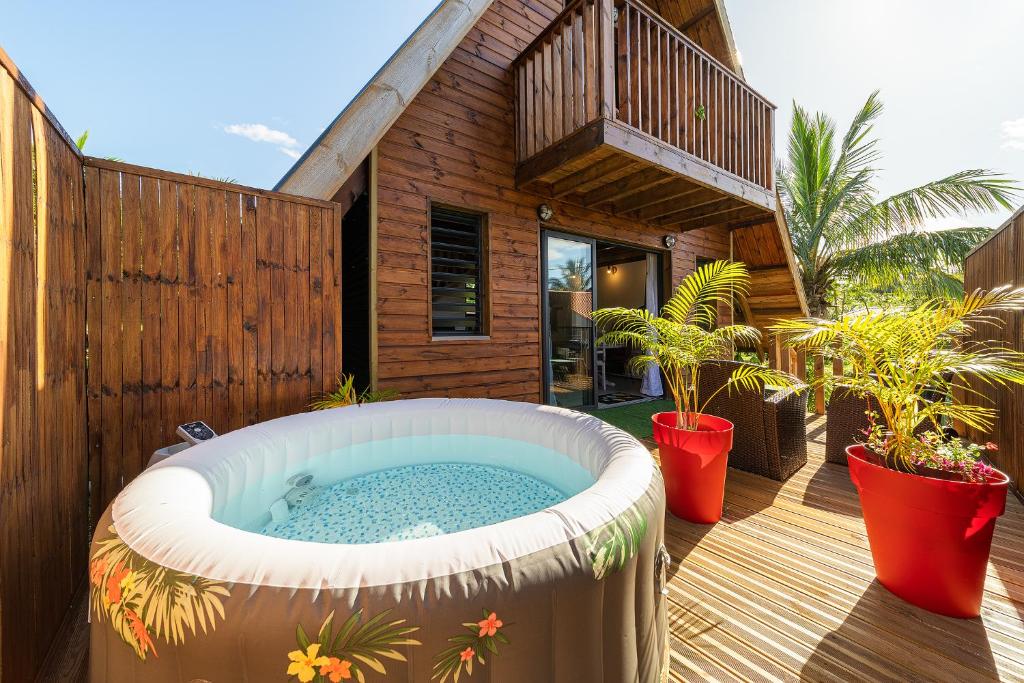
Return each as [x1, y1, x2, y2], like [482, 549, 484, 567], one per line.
[832, 356, 843, 379]
[596, 0, 617, 120]
[788, 348, 798, 377]
[795, 348, 806, 383]
[813, 354, 825, 415]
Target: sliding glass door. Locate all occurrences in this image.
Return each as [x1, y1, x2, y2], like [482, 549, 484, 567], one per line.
[542, 231, 596, 409]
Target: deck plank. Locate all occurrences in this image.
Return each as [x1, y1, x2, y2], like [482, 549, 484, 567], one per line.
[662, 414, 1024, 682]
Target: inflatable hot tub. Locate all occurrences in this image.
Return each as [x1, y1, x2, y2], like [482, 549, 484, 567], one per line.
[89, 399, 668, 682]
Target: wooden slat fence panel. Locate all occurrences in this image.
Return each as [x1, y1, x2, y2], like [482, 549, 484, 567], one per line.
[82, 158, 342, 520]
[964, 212, 1023, 494]
[0, 48, 88, 682]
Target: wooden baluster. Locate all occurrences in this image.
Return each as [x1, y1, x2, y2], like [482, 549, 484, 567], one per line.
[552, 31, 563, 142]
[715, 68, 721, 167]
[654, 26, 662, 142]
[685, 45, 691, 153]
[583, 0, 598, 122]
[673, 36, 680, 148]
[617, 3, 630, 125]
[597, 0, 616, 120]
[575, 7, 586, 128]
[626, 6, 634, 130]
[563, 17, 574, 134]
[644, 14, 652, 134]
[663, 31, 671, 145]
[526, 57, 536, 157]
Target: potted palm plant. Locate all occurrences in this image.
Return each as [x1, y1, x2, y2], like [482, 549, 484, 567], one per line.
[775, 287, 1024, 617]
[593, 260, 796, 524]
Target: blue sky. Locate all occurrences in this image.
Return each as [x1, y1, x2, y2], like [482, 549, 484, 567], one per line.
[5, 0, 1024, 228]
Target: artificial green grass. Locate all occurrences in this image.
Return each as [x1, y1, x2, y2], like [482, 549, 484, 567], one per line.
[584, 399, 675, 440]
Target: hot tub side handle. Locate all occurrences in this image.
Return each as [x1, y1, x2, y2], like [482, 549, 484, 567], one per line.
[655, 544, 671, 597]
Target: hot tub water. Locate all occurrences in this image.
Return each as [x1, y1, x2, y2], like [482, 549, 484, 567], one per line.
[258, 462, 568, 544]
[247, 433, 597, 544]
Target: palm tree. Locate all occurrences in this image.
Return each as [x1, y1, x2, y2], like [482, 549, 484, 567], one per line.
[593, 260, 797, 430]
[778, 91, 1018, 316]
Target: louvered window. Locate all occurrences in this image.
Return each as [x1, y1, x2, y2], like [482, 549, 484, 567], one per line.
[430, 206, 487, 337]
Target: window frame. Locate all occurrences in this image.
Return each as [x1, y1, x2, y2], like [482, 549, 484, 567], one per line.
[427, 201, 491, 341]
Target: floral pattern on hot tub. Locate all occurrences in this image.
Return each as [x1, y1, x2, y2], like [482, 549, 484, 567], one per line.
[89, 525, 231, 660]
[431, 609, 510, 683]
[585, 503, 650, 580]
[288, 608, 421, 682]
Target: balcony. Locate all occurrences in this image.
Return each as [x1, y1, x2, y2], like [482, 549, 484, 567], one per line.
[513, 0, 776, 230]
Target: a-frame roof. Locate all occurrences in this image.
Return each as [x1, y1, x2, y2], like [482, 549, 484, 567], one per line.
[275, 0, 746, 200]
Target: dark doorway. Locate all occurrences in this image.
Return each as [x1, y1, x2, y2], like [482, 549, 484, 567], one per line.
[341, 193, 371, 388]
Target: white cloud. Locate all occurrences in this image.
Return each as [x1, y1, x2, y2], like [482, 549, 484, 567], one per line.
[224, 123, 302, 158]
[1000, 117, 1024, 150]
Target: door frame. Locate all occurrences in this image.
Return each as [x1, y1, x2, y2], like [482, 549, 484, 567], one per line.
[540, 229, 668, 409]
[541, 229, 599, 409]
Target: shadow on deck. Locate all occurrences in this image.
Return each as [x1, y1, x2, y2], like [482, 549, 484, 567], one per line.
[659, 414, 1024, 682]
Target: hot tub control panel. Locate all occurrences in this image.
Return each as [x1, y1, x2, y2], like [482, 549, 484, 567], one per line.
[176, 421, 217, 445]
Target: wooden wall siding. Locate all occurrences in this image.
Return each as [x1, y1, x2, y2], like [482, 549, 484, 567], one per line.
[963, 212, 1023, 493]
[375, 0, 731, 402]
[731, 219, 804, 328]
[513, 0, 772, 192]
[83, 158, 342, 517]
[0, 52, 88, 682]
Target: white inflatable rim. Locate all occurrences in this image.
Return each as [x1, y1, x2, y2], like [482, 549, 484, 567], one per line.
[111, 398, 656, 590]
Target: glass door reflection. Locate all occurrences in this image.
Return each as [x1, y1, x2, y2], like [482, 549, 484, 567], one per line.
[543, 232, 596, 409]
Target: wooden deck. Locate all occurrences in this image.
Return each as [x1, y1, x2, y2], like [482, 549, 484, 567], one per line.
[660, 415, 1024, 683]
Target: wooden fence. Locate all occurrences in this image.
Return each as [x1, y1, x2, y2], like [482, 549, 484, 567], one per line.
[84, 158, 342, 519]
[0, 47, 343, 680]
[964, 209, 1023, 494]
[0, 48, 89, 681]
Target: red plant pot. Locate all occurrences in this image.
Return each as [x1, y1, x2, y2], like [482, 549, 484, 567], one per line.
[846, 444, 1009, 618]
[651, 412, 734, 524]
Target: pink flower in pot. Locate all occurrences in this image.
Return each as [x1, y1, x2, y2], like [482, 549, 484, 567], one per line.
[774, 285, 1024, 618]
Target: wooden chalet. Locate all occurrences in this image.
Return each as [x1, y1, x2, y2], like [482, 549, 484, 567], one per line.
[277, 0, 807, 409]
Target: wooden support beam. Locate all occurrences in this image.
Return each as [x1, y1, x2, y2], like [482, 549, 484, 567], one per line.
[602, 119, 775, 210]
[662, 204, 768, 231]
[613, 178, 702, 213]
[645, 196, 735, 223]
[515, 119, 606, 187]
[677, 4, 716, 33]
[550, 155, 636, 197]
[634, 187, 724, 221]
[582, 167, 672, 206]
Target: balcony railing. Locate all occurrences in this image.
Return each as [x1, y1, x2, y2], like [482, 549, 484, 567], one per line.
[513, 0, 775, 193]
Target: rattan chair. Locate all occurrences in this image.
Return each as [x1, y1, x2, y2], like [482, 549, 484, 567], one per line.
[826, 386, 933, 465]
[824, 386, 872, 465]
[696, 360, 809, 481]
